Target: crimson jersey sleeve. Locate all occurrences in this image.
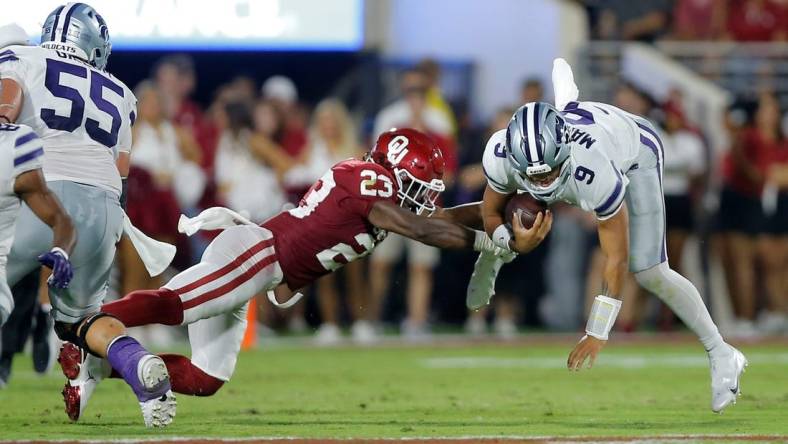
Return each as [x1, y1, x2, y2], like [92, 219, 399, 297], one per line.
[261, 159, 395, 290]
[333, 161, 399, 217]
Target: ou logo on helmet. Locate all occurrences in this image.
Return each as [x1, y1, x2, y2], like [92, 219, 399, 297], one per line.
[387, 135, 409, 165]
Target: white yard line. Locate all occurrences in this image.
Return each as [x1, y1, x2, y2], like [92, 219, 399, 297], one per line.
[421, 352, 788, 369]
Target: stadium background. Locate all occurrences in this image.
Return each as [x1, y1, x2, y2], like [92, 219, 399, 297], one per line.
[91, 0, 788, 342]
[1, 0, 788, 441]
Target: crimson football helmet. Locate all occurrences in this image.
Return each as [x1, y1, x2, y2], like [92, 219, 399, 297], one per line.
[368, 128, 446, 215]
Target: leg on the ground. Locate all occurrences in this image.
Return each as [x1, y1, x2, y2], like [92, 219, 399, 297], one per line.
[184, 304, 248, 391]
[630, 125, 744, 413]
[634, 263, 724, 350]
[107, 225, 281, 398]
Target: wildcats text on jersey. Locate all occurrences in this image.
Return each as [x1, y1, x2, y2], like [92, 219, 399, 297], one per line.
[0, 44, 136, 196]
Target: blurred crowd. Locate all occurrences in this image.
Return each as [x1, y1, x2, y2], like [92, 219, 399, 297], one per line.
[115, 2, 788, 346]
[581, 0, 788, 42]
[119, 56, 788, 346]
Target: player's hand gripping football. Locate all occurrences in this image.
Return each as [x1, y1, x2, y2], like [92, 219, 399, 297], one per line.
[511, 210, 552, 254]
[567, 335, 606, 371]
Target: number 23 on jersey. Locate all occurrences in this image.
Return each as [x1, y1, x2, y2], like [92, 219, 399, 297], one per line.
[289, 168, 394, 219]
[359, 169, 393, 198]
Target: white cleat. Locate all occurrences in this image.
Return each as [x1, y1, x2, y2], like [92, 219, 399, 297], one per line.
[466, 251, 509, 310]
[709, 344, 748, 413]
[137, 355, 177, 427]
[140, 390, 177, 428]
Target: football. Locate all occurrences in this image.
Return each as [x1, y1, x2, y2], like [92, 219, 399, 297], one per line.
[504, 193, 549, 229]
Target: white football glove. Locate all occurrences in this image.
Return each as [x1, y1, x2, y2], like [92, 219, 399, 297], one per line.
[473, 230, 515, 259]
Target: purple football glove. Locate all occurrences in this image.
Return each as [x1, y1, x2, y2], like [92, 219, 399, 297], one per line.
[38, 247, 73, 289]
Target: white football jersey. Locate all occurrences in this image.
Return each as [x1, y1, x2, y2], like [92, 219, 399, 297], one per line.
[0, 123, 44, 265]
[0, 45, 136, 196]
[483, 101, 643, 220]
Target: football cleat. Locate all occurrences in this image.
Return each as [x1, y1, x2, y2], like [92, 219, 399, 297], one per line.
[709, 344, 748, 413]
[59, 342, 110, 421]
[137, 355, 176, 427]
[466, 251, 512, 310]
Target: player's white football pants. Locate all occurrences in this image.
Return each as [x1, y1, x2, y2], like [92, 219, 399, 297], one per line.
[628, 119, 723, 352]
[163, 224, 283, 381]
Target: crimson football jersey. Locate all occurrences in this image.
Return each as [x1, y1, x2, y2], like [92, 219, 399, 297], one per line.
[262, 159, 397, 290]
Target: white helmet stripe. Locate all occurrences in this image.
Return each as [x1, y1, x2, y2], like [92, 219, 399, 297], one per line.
[526, 103, 541, 164]
[56, 3, 78, 43]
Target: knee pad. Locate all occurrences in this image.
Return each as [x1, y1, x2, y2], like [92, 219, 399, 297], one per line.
[54, 312, 119, 357]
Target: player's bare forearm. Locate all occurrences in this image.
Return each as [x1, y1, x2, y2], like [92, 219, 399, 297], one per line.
[116, 151, 131, 178]
[597, 205, 629, 298]
[0, 78, 23, 123]
[15, 170, 76, 254]
[369, 201, 476, 250]
[481, 185, 511, 237]
[434, 202, 484, 230]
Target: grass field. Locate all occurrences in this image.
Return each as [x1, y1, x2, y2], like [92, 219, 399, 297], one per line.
[0, 335, 786, 442]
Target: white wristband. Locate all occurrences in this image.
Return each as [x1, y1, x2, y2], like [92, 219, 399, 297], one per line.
[492, 224, 512, 250]
[585, 295, 622, 340]
[50, 247, 69, 260]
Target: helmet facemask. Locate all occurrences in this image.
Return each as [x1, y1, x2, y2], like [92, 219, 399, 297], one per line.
[521, 158, 571, 199]
[506, 103, 572, 200]
[393, 167, 445, 216]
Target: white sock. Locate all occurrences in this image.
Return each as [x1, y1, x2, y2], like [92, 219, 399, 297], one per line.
[634, 262, 725, 354]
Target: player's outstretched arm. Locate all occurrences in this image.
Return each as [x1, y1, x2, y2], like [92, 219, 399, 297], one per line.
[596, 205, 630, 298]
[369, 200, 488, 251]
[567, 205, 629, 371]
[433, 201, 484, 230]
[0, 78, 23, 123]
[15, 169, 76, 256]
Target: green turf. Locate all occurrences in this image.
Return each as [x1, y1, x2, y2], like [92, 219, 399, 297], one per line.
[1, 340, 786, 440]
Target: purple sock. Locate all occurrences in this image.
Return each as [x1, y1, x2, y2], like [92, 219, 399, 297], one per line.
[106, 336, 170, 402]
